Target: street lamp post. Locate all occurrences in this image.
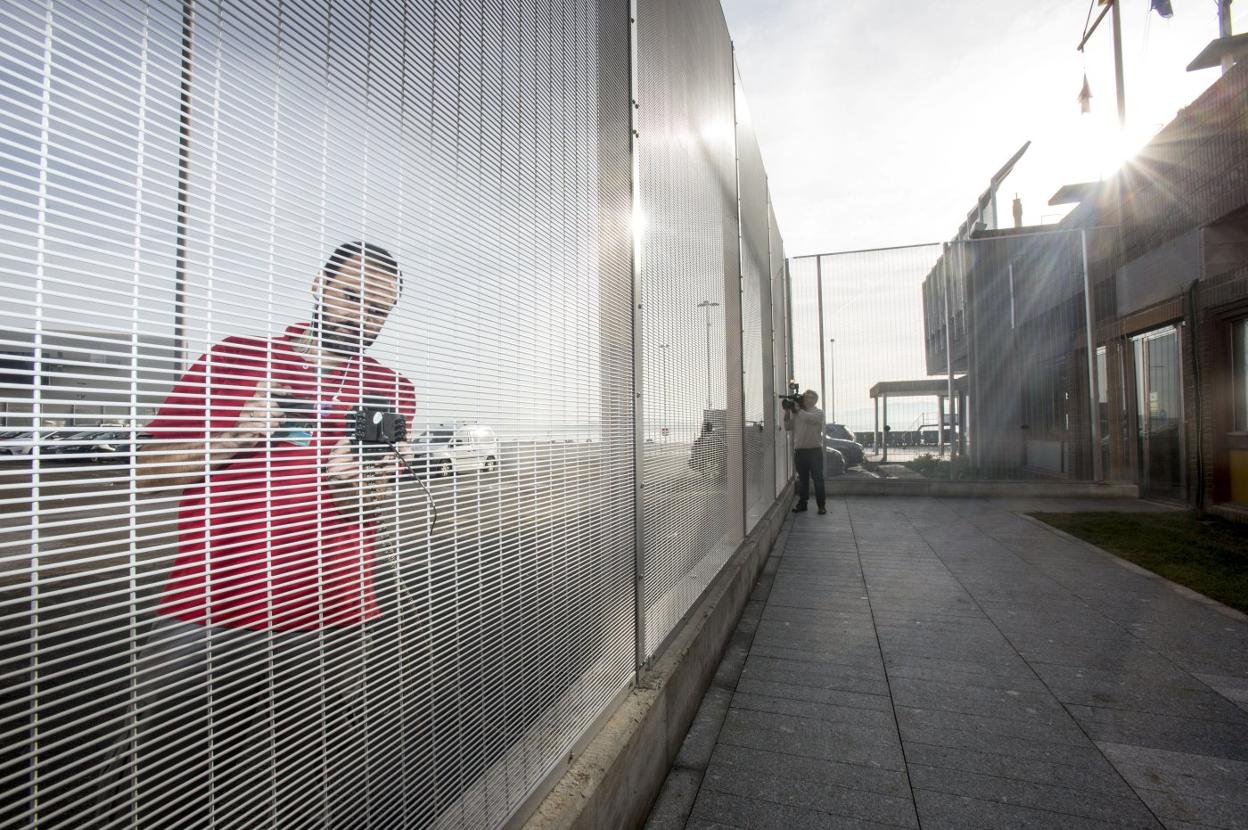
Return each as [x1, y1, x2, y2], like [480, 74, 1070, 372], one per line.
[828, 338, 836, 424]
[697, 300, 720, 413]
[657, 343, 669, 441]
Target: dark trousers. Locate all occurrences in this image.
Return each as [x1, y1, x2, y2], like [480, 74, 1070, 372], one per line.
[794, 448, 826, 509]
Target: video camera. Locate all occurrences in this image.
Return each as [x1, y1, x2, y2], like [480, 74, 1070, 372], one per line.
[778, 380, 803, 412]
[353, 407, 407, 445]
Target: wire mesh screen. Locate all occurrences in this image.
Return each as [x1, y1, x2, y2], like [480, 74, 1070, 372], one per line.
[0, 0, 794, 825]
[0, 0, 640, 827]
[790, 229, 1112, 483]
[735, 62, 774, 533]
[769, 206, 791, 494]
[634, 0, 740, 659]
[787, 256, 822, 403]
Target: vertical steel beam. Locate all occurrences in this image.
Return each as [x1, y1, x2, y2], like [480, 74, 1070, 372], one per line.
[1220, 0, 1234, 74]
[828, 338, 835, 422]
[882, 396, 889, 462]
[874, 395, 879, 458]
[942, 243, 956, 479]
[724, 49, 745, 546]
[1110, 0, 1126, 129]
[957, 240, 978, 470]
[627, 0, 646, 674]
[1081, 230, 1104, 483]
[172, 0, 194, 373]
[815, 256, 827, 404]
[784, 259, 795, 483]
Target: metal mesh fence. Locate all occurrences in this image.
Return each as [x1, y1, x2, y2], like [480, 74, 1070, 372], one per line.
[736, 62, 775, 534]
[0, 0, 791, 827]
[635, 0, 738, 659]
[769, 209, 792, 494]
[790, 229, 1118, 483]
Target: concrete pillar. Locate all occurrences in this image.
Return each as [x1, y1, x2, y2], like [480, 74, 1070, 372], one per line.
[882, 396, 889, 462]
[958, 392, 967, 455]
[873, 396, 879, 456]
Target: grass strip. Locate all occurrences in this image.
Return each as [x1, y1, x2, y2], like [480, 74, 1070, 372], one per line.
[1030, 511, 1248, 615]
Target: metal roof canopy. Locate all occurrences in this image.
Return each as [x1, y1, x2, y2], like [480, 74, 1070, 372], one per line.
[1187, 33, 1248, 72]
[869, 377, 967, 399]
[1048, 181, 1102, 206]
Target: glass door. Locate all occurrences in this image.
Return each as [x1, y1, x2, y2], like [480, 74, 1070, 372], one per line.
[1133, 327, 1184, 500]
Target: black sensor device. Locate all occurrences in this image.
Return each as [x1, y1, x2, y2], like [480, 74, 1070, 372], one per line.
[353, 407, 406, 445]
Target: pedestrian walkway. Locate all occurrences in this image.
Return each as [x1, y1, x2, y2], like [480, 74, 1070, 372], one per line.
[645, 497, 1248, 830]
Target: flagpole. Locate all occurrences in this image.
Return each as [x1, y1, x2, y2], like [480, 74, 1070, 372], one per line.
[1110, 0, 1126, 129]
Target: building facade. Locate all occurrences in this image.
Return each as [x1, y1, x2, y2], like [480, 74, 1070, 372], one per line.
[922, 59, 1248, 516]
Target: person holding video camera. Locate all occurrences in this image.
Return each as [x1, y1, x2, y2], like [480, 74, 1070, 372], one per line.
[97, 242, 416, 827]
[784, 388, 827, 515]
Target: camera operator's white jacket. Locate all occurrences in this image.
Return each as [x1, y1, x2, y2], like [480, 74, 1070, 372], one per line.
[787, 407, 825, 450]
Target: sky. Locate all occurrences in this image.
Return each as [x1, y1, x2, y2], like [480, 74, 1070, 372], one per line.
[721, 0, 1245, 256]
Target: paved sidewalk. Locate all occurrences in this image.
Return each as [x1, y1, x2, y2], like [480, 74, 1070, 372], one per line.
[645, 497, 1248, 830]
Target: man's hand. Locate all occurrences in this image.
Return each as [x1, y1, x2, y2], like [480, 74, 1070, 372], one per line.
[325, 436, 399, 521]
[136, 382, 284, 491]
[222, 382, 284, 450]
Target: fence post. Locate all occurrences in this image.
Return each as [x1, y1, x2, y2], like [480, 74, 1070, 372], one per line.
[942, 243, 956, 480]
[1081, 229, 1104, 483]
[815, 256, 827, 405]
[628, 0, 647, 675]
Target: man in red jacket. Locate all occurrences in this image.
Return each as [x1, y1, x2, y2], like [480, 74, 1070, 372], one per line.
[100, 242, 416, 827]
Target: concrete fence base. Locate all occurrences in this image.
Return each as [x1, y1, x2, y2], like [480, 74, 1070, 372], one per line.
[518, 482, 795, 830]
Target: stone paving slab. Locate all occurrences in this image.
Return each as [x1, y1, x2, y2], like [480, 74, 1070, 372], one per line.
[645, 496, 1248, 830]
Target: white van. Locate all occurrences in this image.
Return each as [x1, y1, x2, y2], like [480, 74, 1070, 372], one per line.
[413, 424, 500, 476]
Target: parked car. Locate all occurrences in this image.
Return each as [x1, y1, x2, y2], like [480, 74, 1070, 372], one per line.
[4, 429, 95, 458]
[824, 446, 846, 477]
[823, 424, 864, 467]
[689, 423, 727, 476]
[0, 430, 34, 456]
[44, 430, 134, 463]
[39, 431, 97, 460]
[411, 424, 500, 476]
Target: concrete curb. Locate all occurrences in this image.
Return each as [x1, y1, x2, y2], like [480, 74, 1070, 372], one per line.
[823, 479, 1139, 498]
[519, 482, 796, 830]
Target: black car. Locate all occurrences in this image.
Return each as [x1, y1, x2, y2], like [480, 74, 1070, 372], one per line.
[83, 430, 136, 463]
[42, 430, 134, 463]
[689, 428, 727, 476]
[824, 446, 846, 477]
[823, 424, 864, 467]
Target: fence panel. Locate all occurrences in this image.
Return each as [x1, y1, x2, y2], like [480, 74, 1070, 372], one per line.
[634, 0, 739, 660]
[735, 61, 774, 532]
[0, 0, 792, 826]
[790, 230, 1110, 484]
[769, 205, 792, 493]
[0, 1, 637, 827]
